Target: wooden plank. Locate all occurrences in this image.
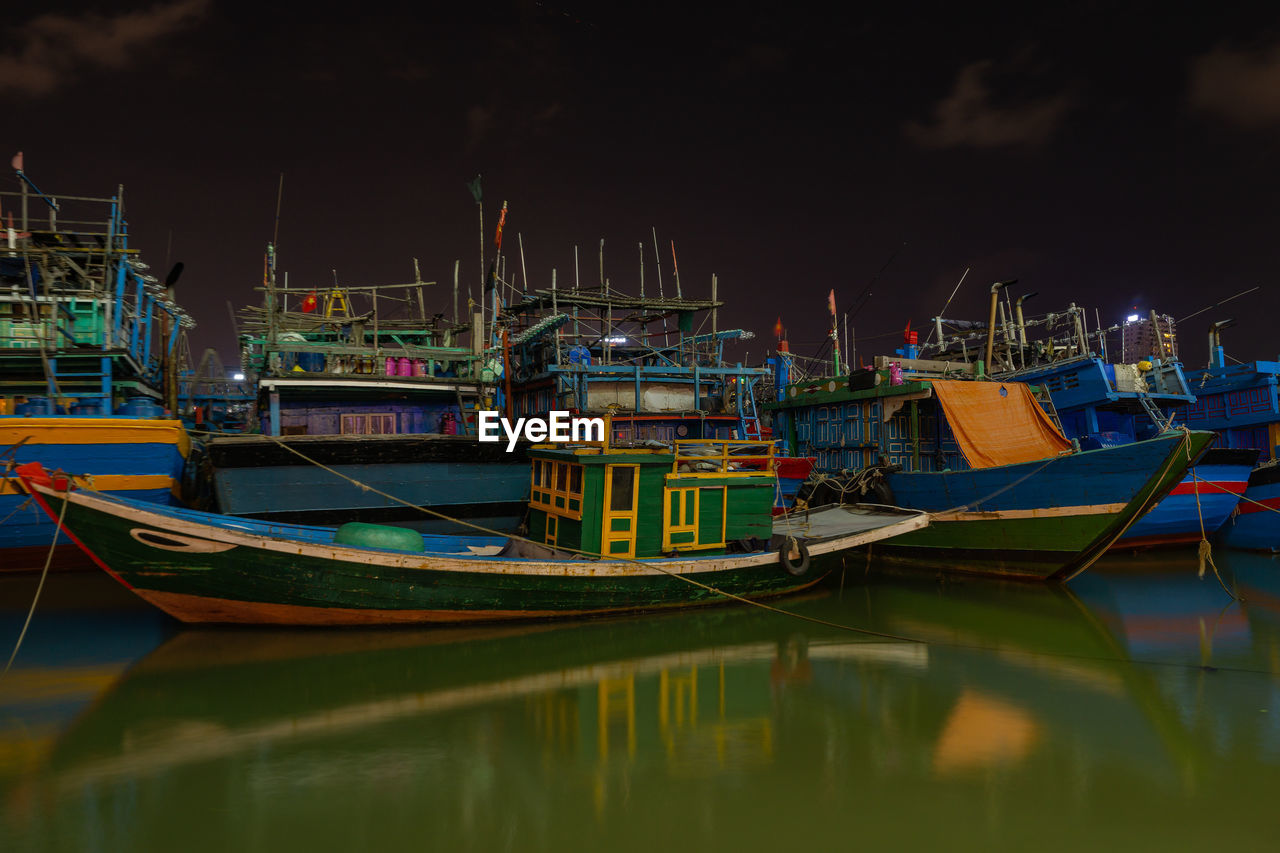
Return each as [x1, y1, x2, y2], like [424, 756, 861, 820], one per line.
[873, 355, 978, 375]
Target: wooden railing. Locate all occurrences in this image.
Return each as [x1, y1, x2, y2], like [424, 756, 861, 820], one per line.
[671, 439, 775, 476]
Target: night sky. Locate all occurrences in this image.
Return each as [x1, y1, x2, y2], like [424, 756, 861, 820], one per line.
[4, 1, 1278, 371]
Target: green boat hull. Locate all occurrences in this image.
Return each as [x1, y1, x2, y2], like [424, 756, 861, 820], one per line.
[22, 483, 926, 626]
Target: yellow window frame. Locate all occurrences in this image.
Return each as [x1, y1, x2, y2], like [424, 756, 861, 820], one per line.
[601, 463, 640, 559]
[530, 459, 585, 519]
[662, 485, 727, 552]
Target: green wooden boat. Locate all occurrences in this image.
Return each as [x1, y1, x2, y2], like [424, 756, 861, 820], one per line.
[14, 440, 928, 626]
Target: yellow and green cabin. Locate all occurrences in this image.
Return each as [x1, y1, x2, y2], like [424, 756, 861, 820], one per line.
[526, 440, 778, 558]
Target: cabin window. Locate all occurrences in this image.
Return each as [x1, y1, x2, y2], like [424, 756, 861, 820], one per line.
[341, 413, 397, 435]
[529, 460, 585, 520]
[608, 466, 635, 512]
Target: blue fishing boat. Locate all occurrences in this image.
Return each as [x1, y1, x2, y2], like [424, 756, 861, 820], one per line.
[503, 284, 770, 444]
[1003, 354, 1255, 548]
[915, 296, 1255, 549]
[198, 247, 529, 534]
[0, 157, 193, 571]
[766, 364, 1213, 580]
[1174, 337, 1280, 551]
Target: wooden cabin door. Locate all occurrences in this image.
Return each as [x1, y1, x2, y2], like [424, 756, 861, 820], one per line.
[602, 464, 639, 558]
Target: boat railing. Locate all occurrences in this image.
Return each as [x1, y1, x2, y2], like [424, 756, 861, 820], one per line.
[671, 439, 774, 476]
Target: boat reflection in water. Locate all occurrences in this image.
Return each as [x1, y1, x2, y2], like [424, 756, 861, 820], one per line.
[4, 555, 1280, 850]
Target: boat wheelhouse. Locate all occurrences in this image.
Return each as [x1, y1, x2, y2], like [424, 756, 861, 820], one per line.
[199, 250, 530, 534]
[503, 286, 769, 445]
[525, 439, 777, 559]
[0, 161, 191, 570]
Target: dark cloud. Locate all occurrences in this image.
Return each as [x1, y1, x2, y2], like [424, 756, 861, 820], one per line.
[1189, 38, 1280, 126]
[904, 60, 1074, 149]
[0, 0, 210, 97]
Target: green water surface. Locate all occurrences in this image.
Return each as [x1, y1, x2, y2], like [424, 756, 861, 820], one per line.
[2, 550, 1279, 851]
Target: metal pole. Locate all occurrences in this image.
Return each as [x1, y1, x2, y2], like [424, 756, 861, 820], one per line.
[519, 233, 528, 296]
[711, 274, 717, 342]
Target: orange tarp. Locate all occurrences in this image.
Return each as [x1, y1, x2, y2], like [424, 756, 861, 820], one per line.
[929, 380, 1072, 469]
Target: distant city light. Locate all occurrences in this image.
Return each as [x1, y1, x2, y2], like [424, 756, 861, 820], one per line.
[1126, 314, 1140, 322]
[603, 336, 627, 344]
[233, 372, 246, 381]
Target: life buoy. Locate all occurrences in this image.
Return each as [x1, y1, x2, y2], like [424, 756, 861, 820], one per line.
[779, 536, 811, 576]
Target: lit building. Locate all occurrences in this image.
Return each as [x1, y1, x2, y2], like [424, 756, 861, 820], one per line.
[1121, 312, 1178, 361]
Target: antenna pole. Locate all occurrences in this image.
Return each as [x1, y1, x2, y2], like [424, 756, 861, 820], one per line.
[671, 240, 682, 298]
[272, 173, 284, 250]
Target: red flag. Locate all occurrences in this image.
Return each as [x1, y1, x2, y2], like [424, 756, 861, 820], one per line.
[827, 289, 836, 316]
[904, 318, 912, 340]
[301, 291, 317, 313]
[773, 316, 784, 340]
[493, 200, 508, 250]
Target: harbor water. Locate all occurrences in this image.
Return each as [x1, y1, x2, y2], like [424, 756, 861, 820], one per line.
[3, 551, 1280, 851]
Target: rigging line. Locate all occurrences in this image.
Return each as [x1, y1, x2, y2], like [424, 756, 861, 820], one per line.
[922, 267, 970, 348]
[1176, 285, 1261, 325]
[2, 481, 68, 677]
[847, 242, 904, 324]
[1193, 475, 1280, 515]
[808, 243, 904, 365]
[0, 495, 35, 527]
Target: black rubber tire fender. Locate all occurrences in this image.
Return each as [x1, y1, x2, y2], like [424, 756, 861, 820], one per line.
[865, 479, 895, 507]
[779, 536, 811, 577]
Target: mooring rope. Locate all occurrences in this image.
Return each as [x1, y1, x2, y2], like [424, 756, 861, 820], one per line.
[1183, 436, 1238, 600]
[1193, 472, 1280, 516]
[1, 479, 69, 677]
[0, 495, 35, 528]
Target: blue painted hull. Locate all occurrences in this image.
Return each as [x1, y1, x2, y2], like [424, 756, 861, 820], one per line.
[212, 461, 531, 534]
[0, 417, 188, 571]
[1117, 457, 1255, 546]
[863, 430, 1213, 580]
[1216, 464, 1280, 552]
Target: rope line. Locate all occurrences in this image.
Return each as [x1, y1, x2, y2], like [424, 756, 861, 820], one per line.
[1194, 472, 1280, 515]
[2, 482, 69, 677]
